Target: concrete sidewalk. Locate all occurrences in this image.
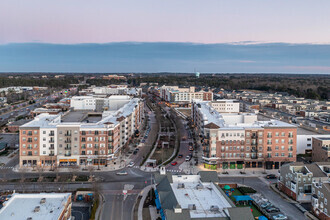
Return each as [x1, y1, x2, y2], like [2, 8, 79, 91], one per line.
[138, 185, 155, 220]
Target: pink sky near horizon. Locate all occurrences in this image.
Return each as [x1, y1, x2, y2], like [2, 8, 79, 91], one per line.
[1, 0, 330, 44]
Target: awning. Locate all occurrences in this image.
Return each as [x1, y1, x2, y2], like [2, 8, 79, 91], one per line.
[233, 195, 253, 201]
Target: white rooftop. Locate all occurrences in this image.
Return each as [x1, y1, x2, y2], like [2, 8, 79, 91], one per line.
[171, 175, 232, 218]
[0, 193, 71, 220]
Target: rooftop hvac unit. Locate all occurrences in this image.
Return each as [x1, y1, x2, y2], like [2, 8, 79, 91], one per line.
[177, 183, 185, 189]
[210, 205, 220, 212]
[40, 198, 46, 204]
[196, 183, 204, 190]
[188, 204, 196, 210]
[27, 218, 33, 220]
[33, 206, 40, 213]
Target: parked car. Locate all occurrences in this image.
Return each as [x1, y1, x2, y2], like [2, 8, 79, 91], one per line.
[273, 214, 288, 220]
[266, 207, 280, 213]
[171, 161, 178, 166]
[127, 162, 134, 167]
[116, 171, 128, 176]
[178, 154, 183, 158]
[185, 155, 191, 162]
[266, 174, 277, 179]
[260, 202, 272, 209]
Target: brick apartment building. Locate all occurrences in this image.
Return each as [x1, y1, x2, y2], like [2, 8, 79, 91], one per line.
[313, 137, 330, 162]
[19, 97, 144, 168]
[192, 100, 297, 170]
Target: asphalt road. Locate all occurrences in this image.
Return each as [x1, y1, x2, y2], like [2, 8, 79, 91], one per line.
[219, 176, 307, 220]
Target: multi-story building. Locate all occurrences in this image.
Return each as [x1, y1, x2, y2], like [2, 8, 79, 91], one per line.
[209, 100, 240, 113]
[0, 193, 72, 220]
[79, 85, 141, 97]
[192, 100, 297, 170]
[312, 181, 330, 220]
[313, 137, 330, 162]
[19, 96, 144, 168]
[160, 86, 213, 104]
[278, 162, 330, 202]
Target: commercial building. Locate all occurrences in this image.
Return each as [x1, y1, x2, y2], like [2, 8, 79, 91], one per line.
[160, 86, 213, 104]
[312, 181, 330, 220]
[192, 100, 297, 169]
[313, 137, 330, 162]
[278, 162, 330, 202]
[19, 96, 144, 168]
[79, 85, 141, 97]
[0, 193, 72, 220]
[154, 170, 254, 220]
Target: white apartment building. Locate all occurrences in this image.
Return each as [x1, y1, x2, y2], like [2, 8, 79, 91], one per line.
[297, 135, 330, 154]
[209, 100, 240, 113]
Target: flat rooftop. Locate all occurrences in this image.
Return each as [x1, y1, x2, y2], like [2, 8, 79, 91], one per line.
[61, 111, 102, 123]
[171, 175, 232, 218]
[0, 193, 71, 220]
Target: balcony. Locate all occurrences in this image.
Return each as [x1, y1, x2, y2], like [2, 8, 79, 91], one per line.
[64, 140, 71, 143]
[49, 133, 54, 136]
[267, 135, 272, 138]
[288, 134, 293, 138]
[240, 149, 245, 152]
[64, 147, 71, 150]
[49, 153, 54, 156]
[64, 133, 71, 136]
[251, 148, 258, 153]
[64, 153, 71, 157]
[49, 146, 54, 150]
[49, 140, 54, 143]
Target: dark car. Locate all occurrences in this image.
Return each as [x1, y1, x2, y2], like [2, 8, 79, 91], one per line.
[266, 207, 280, 213]
[266, 174, 277, 179]
[133, 150, 138, 155]
[178, 154, 183, 158]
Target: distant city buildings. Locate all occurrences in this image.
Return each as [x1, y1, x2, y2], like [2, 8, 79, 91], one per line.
[0, 193, 72, 220]
[19, 95, 144, 168]
[160, 86, 213, 105]
[102, 74, 127, 80]
[192, 100, 297, 169]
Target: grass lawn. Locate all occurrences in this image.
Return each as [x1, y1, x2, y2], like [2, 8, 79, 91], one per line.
[223, 188, 262, 218]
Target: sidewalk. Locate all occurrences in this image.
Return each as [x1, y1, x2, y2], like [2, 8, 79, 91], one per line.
[138, 185, 155, 220]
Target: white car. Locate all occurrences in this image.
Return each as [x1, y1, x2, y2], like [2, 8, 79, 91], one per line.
[116, 171, 128, 176]
[127, 162, 134, 167]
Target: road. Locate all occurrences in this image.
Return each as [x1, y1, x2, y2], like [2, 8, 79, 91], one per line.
[219, 176, 307, 220]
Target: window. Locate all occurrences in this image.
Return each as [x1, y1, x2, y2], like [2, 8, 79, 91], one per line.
[43, 131, 46, 134]
[281, 153, 285, 157]
[34, 130, 37, 134]
[22, 131, 26, 134]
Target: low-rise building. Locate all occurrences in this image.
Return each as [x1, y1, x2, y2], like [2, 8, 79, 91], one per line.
[209, 100, 240, 113]
[0, 193, 72, 220]
[160, 86, 213, 104]
[278, 162, 330, 202]
[312, 181, 330, 220]
[154, 170, 254, 220]
[297, 135, 330, 155]
[313, 137, 330, 162]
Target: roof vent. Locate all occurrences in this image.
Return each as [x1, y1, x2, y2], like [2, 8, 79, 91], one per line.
[27, 218, 32, 220]
[196, 183, 204, 190]
[40, 198, 46, 204]
[177, 183, 185, 189]
[34, 206, 40, 212]
[188, 204, 196, 210]
[210, 205, 220, 212]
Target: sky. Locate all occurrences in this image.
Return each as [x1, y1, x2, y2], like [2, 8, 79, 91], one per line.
[0, 0, 330, 73]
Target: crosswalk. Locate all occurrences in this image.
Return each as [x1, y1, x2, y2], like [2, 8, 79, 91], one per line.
[132, 165, 183, 173]
[0, 166, 14, 169]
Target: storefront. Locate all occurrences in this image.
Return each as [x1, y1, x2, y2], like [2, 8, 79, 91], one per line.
[59, 159, 77, 166]
[204, 164, 217, 170]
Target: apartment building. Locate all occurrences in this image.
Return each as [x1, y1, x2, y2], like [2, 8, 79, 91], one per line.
[313, 137, 330, 162]
[278, 162, 330, 202]
[209, 100, 240, 113]
[312, 181, 330, 220]
[160, 86, 213, 104]
[192, 100, 297, 170]
[19, 97, 144, 168]
[0, 193, 72, 220]
[79, 85, 141, 97]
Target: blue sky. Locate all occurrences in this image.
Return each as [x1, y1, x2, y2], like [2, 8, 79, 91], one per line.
[1, 42, 330, 73]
